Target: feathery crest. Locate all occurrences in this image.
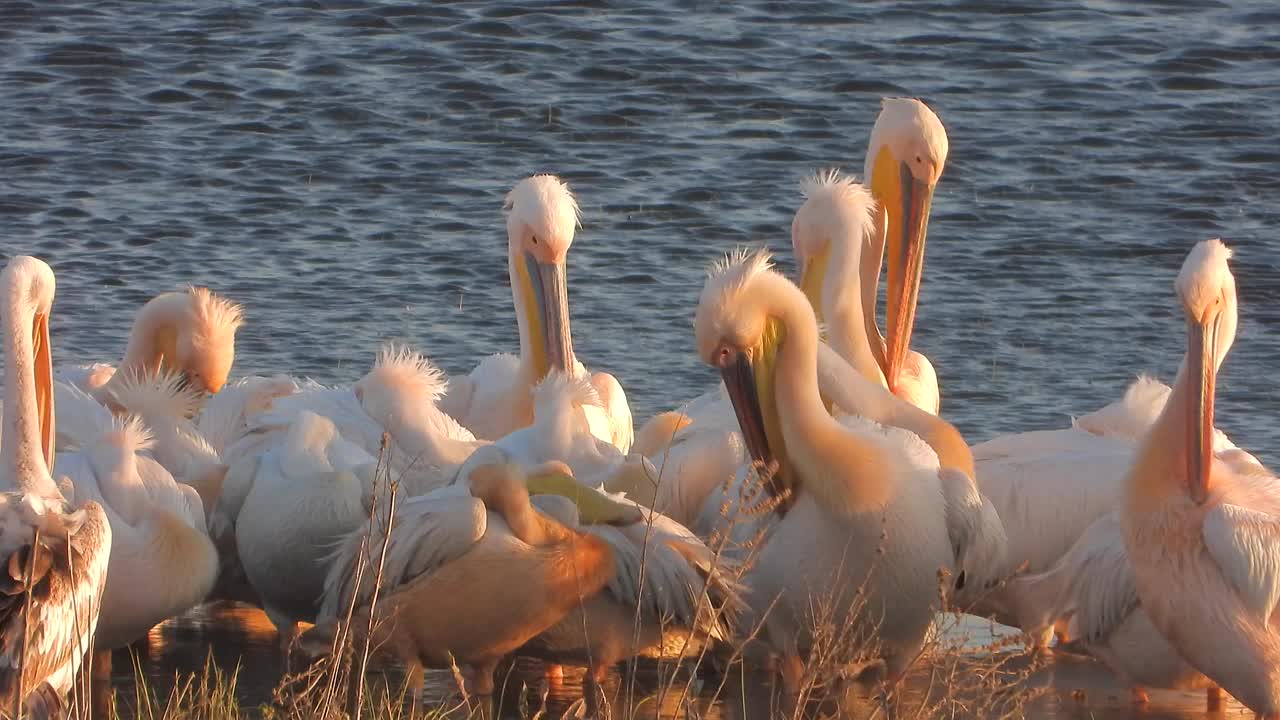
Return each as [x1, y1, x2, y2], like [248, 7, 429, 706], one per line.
[505, 174, 581, 228]
[1176, 238, 1233, 312]
[534, 371, 602, 411]
[795, 168, 877, 240]
[107, 369, 204, 421]
[104, 414, 156, 453]
[361, 343, 449, 404]
[186, 286, 244, 350]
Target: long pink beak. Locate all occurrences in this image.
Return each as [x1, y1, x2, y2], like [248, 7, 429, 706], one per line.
[1185, 314, 1218, 505]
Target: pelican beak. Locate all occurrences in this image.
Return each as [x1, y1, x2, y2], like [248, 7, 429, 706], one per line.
[798, 246, 831, 326]
[881, 160, 935, 393]
[525, 468, 643, 526]
[1185, 312, 1219, 505]
[715, 320, 792, 506]
[31, 311, 54, 469]
[521, 252, 575, 380]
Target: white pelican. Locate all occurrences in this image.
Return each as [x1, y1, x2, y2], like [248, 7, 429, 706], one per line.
[438, 174, 633, 452]
[974, 368, 1253, 642]
[1006, 513, 1222, 708]
[314, 450, 620, 702]
[0, 256, 111, 716]
[59, 287, 243, 405]
[196, 374, 301, 456]
[1122, 239, 1280, 717]
[862, 98, 949, 414]
[234, 410, 378, 642]
[501, 465, 739, 716]
[50, 381, 217, 690]
[693, 249, 954, 690]
[233, 346, 479, 495]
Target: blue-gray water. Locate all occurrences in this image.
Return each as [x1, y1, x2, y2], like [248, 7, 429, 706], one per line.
[4, 0, 1278, 716]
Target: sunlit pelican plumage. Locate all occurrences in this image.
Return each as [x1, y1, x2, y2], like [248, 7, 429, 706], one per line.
[791, 170, 1006, 607]
[50, 407, 216, 658]
[974, 354, 1252, 645]
[863, 98, 948, 415]
[58, 287, 243, 407]
[438, 175, 633, 452]
[314, 449, 617, 704]
[1122, 239, 1280, 717]
[0, 256, 111, 716]
[231, 345, 480, 496]
[234, 410, 378, 643]
[497, 464, 739, 716]
[694, 249, 954, 690]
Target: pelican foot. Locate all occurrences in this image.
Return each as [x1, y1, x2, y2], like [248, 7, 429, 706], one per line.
[1130, 687, 1149, 705]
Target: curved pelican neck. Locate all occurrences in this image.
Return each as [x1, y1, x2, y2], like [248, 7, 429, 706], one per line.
[117, 292, 188, 379]
[768, 278, 896, 512]
[1, 289, 57, 496]
[822, 222, 888, 388]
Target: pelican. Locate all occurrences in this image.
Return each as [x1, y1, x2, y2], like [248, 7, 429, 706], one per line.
[196, 374, 301, 456]
[314, 450, 620, 703]
[1006, 514, 1222, 708]
[0, 255, 111, 716]
[1122, 239, 1280, 717]
[862, 98, 949, 414]
[974, 359, 1253, 643]
[503, 465, 740, 716]
[232, 345, 479, 495]
[438, 174, 633, 452]
[58, 287, 244, 406]
[234, 410, 378, 644]
[693, 249, 954, 690]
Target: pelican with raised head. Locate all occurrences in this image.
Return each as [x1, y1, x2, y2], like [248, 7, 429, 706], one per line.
[439, 174, 633, 452]
[864, 98, 948, 414]
[0, 255, 111, 717]
[694, 248, 953, 691]
[1123, 239, 1280, 717]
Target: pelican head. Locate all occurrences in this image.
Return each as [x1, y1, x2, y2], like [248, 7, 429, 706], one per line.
[864, 98, 948, 394]
[792, 169, 878, 321]
[694, 249, 801, 506]
[506, 174, 581, 380]
[1175, 239, 1237, 505]
[176, 287, 242, 395]
[0, 256, 57, 470]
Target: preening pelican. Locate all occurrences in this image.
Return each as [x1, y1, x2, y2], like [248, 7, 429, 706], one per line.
[0, 256, 111, 716]
[314, 450, 618, 702]
[59, 287, 243, 407]
[515, 466, 740, 716]
[694, 249, 953, 690]
[438, 174, 633, 452]
[863, 98, 949, 414]
[234, 410, 379, 642]
[1123, 239, 1280, 717]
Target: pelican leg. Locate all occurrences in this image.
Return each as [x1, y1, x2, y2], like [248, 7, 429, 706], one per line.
[779, 653, 806, 697]
[466, 662, 498, 720]
[584, 664, 609, 719]
[1206, 687, 1222, 711]
[90, 649, 112, 720]
[1130, 687, 1149, 705]
[544, 662, 565, 682]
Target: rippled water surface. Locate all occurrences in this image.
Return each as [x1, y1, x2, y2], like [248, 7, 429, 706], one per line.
[4, 0, 1279, 717]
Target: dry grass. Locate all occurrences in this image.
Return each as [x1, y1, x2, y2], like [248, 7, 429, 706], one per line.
[80, 430, 1047, 720]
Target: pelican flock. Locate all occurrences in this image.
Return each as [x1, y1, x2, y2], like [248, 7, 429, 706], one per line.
[3, 96, 1277, 720]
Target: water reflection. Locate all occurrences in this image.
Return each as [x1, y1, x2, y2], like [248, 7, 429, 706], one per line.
[118, 605, 1246, 719]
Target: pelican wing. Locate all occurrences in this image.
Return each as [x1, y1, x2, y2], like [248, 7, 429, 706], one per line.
[52, 382, 114, 452]
[586, 371, 633, 454]
[197, 375, 300, 454]
[1203, 503, 1280, 623]
[318, 487, 485, 621]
